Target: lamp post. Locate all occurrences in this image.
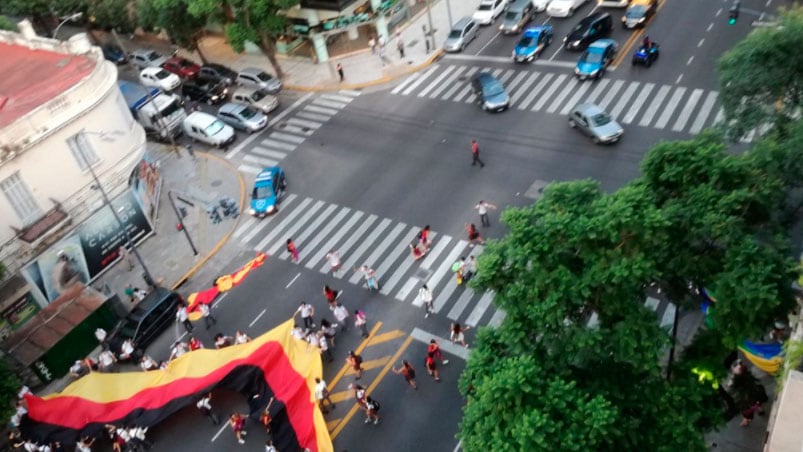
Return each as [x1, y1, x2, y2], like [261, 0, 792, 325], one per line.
[66, 131, 156, 287]
[52, 12, 83, 39]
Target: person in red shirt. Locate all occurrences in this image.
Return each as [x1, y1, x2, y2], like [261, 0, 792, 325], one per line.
[470, 139, 485, 167]
[188, 336, 204, 351]
[286, 238, 299, 262]
[425, 352, 441, 382]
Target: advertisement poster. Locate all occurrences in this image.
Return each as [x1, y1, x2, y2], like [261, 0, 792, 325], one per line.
[22, 190, 153, 303]
[130, 155, 162, 220]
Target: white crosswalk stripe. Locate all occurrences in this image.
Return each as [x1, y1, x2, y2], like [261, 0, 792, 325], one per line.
[389, 64, 722, 134]
[251, 147, 287, 160]
[234, 197, 506, 327]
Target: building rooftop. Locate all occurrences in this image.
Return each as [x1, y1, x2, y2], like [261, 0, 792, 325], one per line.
[0, 41, 95, 129]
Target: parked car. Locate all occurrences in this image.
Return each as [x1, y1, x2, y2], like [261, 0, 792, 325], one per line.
[101, 43, 127, 64]
[470, 72, 510, 112]
[568, 102, 624, 144]
[199, 63, 238, 86]
[547, 0, 589, 17]
[564, 12, 613, 50]
[130, 49, 168, 69]
[574, 39, 618, 80]
[107, 288, 184, 353]
[217, 103, 268, 133]
[500, 0, 534, 34]
[444, 17, 479, 52]
[532, 0, 553, 12]
[621, 0, 656, 28]
[182, 78, 229, 105]
[231, 87, 279, 114]
[182, 111, 236, 148]
[473, 0, 508, 25]
[139, 67, 181, 92]
[161, 57, 201, 79]
[512, 25, 553, 62]
[236, 67, 282, 93]
[249, 166, 287, 217]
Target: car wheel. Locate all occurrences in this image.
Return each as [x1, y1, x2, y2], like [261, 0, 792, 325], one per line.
[632, 58, 637, 66]
[645, 59, 652, 67]
[592, 136, 601, 144]
[569, 119, 577, 128]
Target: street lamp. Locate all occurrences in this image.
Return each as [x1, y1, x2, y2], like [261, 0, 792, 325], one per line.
[66, 130, 157, 287]
[52, 12, 83, 39]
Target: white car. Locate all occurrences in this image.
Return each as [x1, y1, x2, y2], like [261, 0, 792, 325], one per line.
[532, 0, 552, 12]
[182, 112, 236, 148]
[547, 0, 589, 17]
[139, 67, 181, 92]
[473, 0, 508, 25]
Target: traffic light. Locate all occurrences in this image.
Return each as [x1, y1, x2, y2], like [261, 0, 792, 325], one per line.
[728, 1, 740, 24]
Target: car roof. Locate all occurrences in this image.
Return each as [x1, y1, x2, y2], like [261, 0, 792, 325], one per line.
[219, 102, 246, 115]
[233, 87, 260, 97]
[186, 111, 218, 127]
[255, 166, 281, 181]
[472, 72, 498, 84]
[141, 66, 165, 75]
[588, 39, 616, 49]
[579, 11, 610, 24]
[239, 67, 267, 76]
[452, 16, 476, 28]
[574, 102, 605, 115]
[131, 49, 158, 57]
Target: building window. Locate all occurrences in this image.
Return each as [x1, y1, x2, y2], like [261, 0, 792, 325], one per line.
[67, 133, 99, 171]
[0, 172, 42, 225]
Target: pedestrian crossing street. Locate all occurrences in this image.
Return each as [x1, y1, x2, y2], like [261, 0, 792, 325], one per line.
[391, 63, 723, 135]
[233, 194, 676, 330]
[235, 90, 361, 175]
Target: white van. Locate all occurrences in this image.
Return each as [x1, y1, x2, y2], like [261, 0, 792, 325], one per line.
[182, 112, 236, 148]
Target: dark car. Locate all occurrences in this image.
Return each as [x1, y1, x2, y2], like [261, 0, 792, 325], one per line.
[182, 77, 229, 105]
[101, 43, 128, 65]
[470, 72, 510, 112]
[199, 63, 238, 86]
[563, 12, 613, 50]
[622, 0, 657, 28]
[108, 288, 184, 353]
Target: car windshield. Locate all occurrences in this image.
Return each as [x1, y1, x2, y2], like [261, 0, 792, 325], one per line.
[448, 29, 463, 39]
[253, 185, 273, 199]
[179, 60, 193, 68]
[590, 112, 612, 127]
[583, 50, 604, 64]
[155, 70, 171, 79]
[626, 5, 646, 17]
[478, 4, 493, 10]
[257, 72, 273, 81]
[147, 52, 161, 61]
[239, 107, 258, 119]
[205, 120, 225, 136]
[518, 36, 535, 47]
[570, 23, 587, 34]
[252, 90, 267, 101]
[505, 11, 518, 20]
[483, 79, 505, 97]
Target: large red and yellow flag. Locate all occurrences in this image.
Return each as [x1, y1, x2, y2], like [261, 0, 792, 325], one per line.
[21, 319, 332, 451]
[186, 252, 267, 320]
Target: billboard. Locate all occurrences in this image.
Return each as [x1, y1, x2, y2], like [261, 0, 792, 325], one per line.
[22, 190, 153, 303]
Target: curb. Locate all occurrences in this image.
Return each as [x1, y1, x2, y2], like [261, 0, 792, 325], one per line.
[170, 152, 247, 291]
[284, 49, 444, 93]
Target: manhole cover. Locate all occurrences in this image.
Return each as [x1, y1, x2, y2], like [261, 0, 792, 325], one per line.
[302, 127, 310, 133]
[278, 123, 287, 129]
[211, 179, 222, 187]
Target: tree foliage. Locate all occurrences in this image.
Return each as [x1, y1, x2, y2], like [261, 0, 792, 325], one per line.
[138, 0, 212, 60]
[717, 7, 803, 140]
[460, 128, 799, 451]
[0, 15, 19, 31]
[0, 358, 21, 422]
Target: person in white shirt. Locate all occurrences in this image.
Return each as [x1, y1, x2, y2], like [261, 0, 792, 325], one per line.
[290, 326, 305, 340]
[314, 377, 335, 413]
[325, 250, 342, 275]
[196, 393, 220, 425]
[76, 436, 95, 452]
[294, 302, 315, 329]
[474, 200, 497, 227]
[169, 341, 188, 361]
[199, 303, 217, 329]
[234, 330, 252, 344]
[333, 303, 349, 332]
[317, 331, 333, 362]
[119, 339, 136, 362]
[419, 284, 434, 318]
[140, 355, 158, 371]
[176, 305, 193, 333]
[265, 439, 277, 452]
[94, 328, 107, 344]
[98, 348, 117, 372]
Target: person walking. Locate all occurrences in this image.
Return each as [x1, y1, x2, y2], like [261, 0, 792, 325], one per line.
[234, 330, 252, 344]
[176, 304, 193, 333]
[428, 339, 449, 365]
[418, 225, 431, 249]
[470, 139, 485, 167]
[214, 333, 233, 349]
[317, 331, 334, 362]
[315, 378, 336, 413]
[259, 397, 275, 433]
[356, 265, 379, 290]
[333, 302, 349, 332]
[425, 352, 441, 382]
[368, 36, 376, 54]
[228, 412, 248, 444]
[188, 335, 204, 351]
[199, 303, 217, 329]
[347, 350, 364, 380]
[196, 393, 220, 425]
[336, 63, 344, 82]
[323, 285, 341, 309]
[364, 395, 381, 424]
[419, 284, 434, 318]
[463, 255, 478, 282]
[465, 223, 485, 246]
[451, 322, 471, 348]
[286, 238, 299, 262]
[354, 309, 369, 338]
[391, 360, 418, 389]
[295, 302, 316, 329]
[397, 36, 405, 58]
[474, 200, 497, 227]
[740, 400, 761, 427]
[326, 250, 342, 275]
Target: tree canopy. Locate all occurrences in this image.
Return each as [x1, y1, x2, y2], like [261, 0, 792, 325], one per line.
[718, 7, 803, 140]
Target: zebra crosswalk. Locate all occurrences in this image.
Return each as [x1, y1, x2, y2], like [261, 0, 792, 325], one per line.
[233, 195, 676, 330]
[235, 90, 360, 175]
[391, 64, 722, 135]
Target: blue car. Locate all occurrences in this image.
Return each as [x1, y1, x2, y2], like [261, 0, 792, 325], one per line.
[512, 26, 553, 63]
[574, 39, 617, 81]
[249, 166, 287, 217]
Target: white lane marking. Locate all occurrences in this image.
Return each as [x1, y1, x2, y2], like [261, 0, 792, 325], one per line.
[443, 53, 576, 68]
[675, 74, 684, 84]
[240, 194, 299, 244]
[249, 309, 266, 327]
[639, 84, 671, 127]
[488, 309, 506, 327]
[707, 22, 714, 32]
[410, 327, 469, 360]
[505, 71, 530, 96]
[654, 87, 687, 130]
[392, 72, 420, 94]
[622, 82, 654, 124]
[689, 91, 719, 134]
[348, 222, 406, 284]
[320, 93, 354, 103]
[420, 235, 452, 270]
[560, 81, 592, 115]
[269, 132, 305, 144]
[497, 69, 515, 84]
[296, 111, 331, 122]
[233, 217, 256, 239]
[548, 43, 563, 61]
[422, 241, 469, 305]
[453, 441, 462, 452]
[442, 67, 480, 100]
[475, 30, 503, 56]
[429, 66, 467, 99]
[278, 123, 314, 136]
[313, 98, 348, 109]
[532, 73, 568, 111]
[697, 39, 705, 47]
[211, 292, 228, 309]
[517, 73, 553, 110]
[546, 79, 579, 114]
[465, 291, 495, 326]
[211, 419, 229, 442]
[597, 79, 625, 110]
[373, 227, 420, 291]
[338, 89, 362, 97]
[304, 104, 338, 115]
[765, 0, 771, 6]
[445, 287, 476, 319]
[584, 78, 610, 104]
[418, 66, 455, 97]
[286, 117, 322, 129]
[227, 92, 312, 158]
[260, 138, 297, 152]
[672, 88, 703, 132]
[279, 204, 340, 256]
[380, 234, 441, 295]
[304, 210, 362, 267]
[251, 147, 288, 160]
[285, 273, 300, 287]
[296, 207, 351, 262]
[609, 82, 640, 119]
[265, 200, 327, 256]
[337, 218, 393, 278]
[509, 71, 540, 105]
[243, 154, 278, 167]
[401, 65, 441, 95]
[715, 7, 722, 16]
[686, 56, 694, 66]
[253, 197, 313, 251]
[317, 215, 379, 273]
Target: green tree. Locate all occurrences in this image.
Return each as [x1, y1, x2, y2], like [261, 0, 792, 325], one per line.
[0, 358, 21, 422]
[138, 0, 213, 62]
[189, 0, 298, 79]
[0, 15, 18, 31]
[1, 0, 86, 35]
[717, 7, 803, 140]
[86, 0, 137, 34]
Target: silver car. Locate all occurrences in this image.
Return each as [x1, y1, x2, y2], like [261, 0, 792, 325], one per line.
[217, 103, 268, 133]
[236, 67, 282, 93]
[444, 17, 479, 52]
[568, 103, 624, 144]
[130, 49, 167, 69]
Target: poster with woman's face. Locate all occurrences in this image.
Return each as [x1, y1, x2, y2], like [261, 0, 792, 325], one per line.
[24, 235, 90, 303]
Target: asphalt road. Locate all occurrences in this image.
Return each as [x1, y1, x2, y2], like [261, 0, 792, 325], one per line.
[120, 0, 788, 449]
